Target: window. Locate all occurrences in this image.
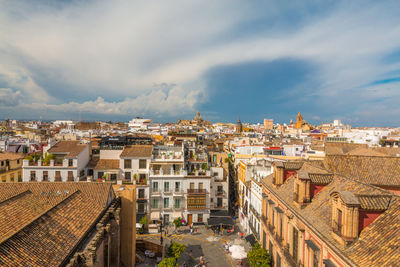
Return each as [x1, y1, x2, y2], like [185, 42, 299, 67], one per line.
[151, 198, 159, 208]
[174, 198, 181, 209]
[43, 171, 48, 181]
[88, 169, 94, 176]
[293, 227, 299, 262]
[139, 159, 147, 169]
[18, 173, 22, 182]
[269, 241, 274, 264]
[98, 172, 104, 179]
[10, 174, 14, 182]
[337, 209, 343, 235]
[175, 182, 180, 192]
[30, 171, 36, 181]
[1, 176, 5, 182]
[138, 189, 145, 199]
[164, 182, 170, 192]
[68, 159, 73, 167]
[217, 185, 223, 194]
[55, 171, 61, 181]
[110, 174, 117, 181]
[211, 198, 213, 203]
[137, 202, 146, 213]
[17, 159, 20, 164]
[262, 231, 266, 249]
[198, 214, 203, 222]
[279, 215, 283, 239]
[190, 182, 194, 189]
[199, 182, 203, 190]
[68, 171, 74, 181]
[124, 159, 131, 169]
[139, 173, 146, 183]
[152, 182, 158, 192]
[217, 198, 223, 207]
[125, 172, 131, 181]
[313, 250, 320, 267]
[1, 161, 3, 166]
[164, 198, 169, 208]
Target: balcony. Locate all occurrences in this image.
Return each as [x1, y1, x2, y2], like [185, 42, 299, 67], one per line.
[261, 215, 267, 224]
[283, 245, 297, 267]
[151, 189, 161, 195]
[173, 189, 184, 195]
[250, 205, 261, 219]
[267, 222, 275, 234]
[187, 189, 206, 194]
[249, 223, 260, 241]
[215, 190, 225, 196]
[163, 189, 172, 195]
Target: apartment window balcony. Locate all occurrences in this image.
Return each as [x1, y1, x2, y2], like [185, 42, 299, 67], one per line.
[151, 189, 161, 195]
[250, 205, 261, 219]
[261, 215, 267, 224]
[216, 190, 225, 196]
[187, 189, 206, 194]
[283, 245, 297, 267]
[173, 188, 184, 195]
[163, 189, 172, 194]
[267, 222, 275, 234]
[249, 223, 260, 241]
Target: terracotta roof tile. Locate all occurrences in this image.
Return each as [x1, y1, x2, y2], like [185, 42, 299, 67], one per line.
[120, 145, 153, 158]
[93, 159, 120, 170]
[0, 182, 114, 266]
[0, 152, 24, 161]
[47, 141, 88, 158]
[323, 155, 400, 186]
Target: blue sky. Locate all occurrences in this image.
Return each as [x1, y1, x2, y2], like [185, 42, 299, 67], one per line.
[1, 1, 400, 126]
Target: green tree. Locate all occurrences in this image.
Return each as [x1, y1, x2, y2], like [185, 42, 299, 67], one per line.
[158, 257, 177, 267]
[139, 215, 148, 226]
[167, 242, 186, 259]
[24, 155, 33, 162]
[247, 243, 271, 267]
[173, 217, 183, 230]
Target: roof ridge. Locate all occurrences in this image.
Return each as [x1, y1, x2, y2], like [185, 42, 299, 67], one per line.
[0, 190, 31, 206]
[0, 189, 80, 246]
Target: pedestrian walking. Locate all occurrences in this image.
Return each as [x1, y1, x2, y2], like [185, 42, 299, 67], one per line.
[190, 227, 193, 235]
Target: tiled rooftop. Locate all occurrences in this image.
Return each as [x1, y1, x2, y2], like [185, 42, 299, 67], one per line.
[0, 182, 114, 266]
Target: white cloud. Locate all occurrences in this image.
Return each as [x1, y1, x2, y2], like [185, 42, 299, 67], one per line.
[0, 88, 22, 106]
[1, 0, 400, 122]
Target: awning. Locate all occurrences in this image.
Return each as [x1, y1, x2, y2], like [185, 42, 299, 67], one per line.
[245, 234, 257, 246]
[207, 217, 235, 226]
[210, 210, 230, 217]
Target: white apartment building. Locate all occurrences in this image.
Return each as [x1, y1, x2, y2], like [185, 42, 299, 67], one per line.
[120, 145, 153, 222]
[22, 141, 89, 182]
[238, 157, 273, 241]
[148, 145, 214, 225]
[209, 166, 229, 210]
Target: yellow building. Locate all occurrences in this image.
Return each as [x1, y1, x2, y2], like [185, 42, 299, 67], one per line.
[0, 152, 24, 182]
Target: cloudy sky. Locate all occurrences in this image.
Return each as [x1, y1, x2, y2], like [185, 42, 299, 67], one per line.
[1, 0, 400, 125]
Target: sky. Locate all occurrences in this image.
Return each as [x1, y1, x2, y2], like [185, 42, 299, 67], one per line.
[1, 1, 400, 126]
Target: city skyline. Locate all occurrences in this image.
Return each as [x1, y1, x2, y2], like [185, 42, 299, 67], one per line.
[1, 1, 400, 126]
